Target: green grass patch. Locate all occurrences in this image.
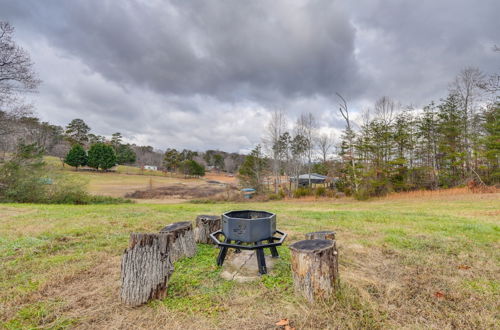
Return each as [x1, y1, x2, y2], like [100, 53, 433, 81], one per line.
[1, 194, 499, 328]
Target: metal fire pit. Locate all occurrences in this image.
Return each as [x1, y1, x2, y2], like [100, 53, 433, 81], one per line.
[210, 210, 286, 275]
[222, 210, 276, 243]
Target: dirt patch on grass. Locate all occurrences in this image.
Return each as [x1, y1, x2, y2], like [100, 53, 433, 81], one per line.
[125, 183, 238, 200]
[0, 207, 34, 219]
[204, 172, 238, 184]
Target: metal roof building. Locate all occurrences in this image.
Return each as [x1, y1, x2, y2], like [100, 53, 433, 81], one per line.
[290, 173, 329, 186]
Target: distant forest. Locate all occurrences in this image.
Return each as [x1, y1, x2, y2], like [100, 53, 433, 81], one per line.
[0, 114, 246, 173]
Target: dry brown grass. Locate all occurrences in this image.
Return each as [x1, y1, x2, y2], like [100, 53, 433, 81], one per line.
[382, 186, 499, 200]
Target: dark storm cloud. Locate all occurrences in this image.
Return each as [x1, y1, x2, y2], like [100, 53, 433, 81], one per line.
[3, 0, 360, 102]
[1, 0, 498, 152]
[346, 0, 500, 104]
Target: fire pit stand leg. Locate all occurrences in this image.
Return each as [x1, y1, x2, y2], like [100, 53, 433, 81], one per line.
[235, 241, 242, 254]
[217, 238, 231, 266]
[268, 239, 279, 258]
[255, 243, 267, 275]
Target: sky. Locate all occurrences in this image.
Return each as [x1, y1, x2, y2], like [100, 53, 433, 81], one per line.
[2, 0, 499, 153]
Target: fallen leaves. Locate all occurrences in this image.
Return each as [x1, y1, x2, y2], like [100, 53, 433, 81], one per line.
[276, 318, 296, 330]
[276, 319, 289, 326]
[434, 291, 445, 298]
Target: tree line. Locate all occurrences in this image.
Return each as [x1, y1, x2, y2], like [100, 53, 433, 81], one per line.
[240, 67, 498, 198]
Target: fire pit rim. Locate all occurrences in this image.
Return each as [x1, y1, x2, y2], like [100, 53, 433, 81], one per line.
[222, 209, 275, 221]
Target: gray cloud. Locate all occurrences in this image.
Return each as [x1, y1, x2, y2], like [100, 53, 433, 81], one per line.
[1, 0, 498, 152]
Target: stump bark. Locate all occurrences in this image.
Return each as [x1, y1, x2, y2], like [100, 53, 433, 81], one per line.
[289, 239, 339, 302]
[305, 230, 336, 240]
[160, 221, 196, 262]
[194, 215, 221, 244]
[120, 233, 174, 307]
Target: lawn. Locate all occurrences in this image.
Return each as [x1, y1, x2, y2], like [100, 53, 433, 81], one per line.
[0, 193, 499, 329]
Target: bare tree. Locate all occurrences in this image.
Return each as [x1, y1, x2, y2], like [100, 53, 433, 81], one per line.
[336, 93, 358, 194]
[450, 67, 486, 174]
[316, 133, 334, 163]
[264, 109, 287, 193]
[0, 22, 40, 109]
[51, 141, 71, 167]
[374, 96, 398, 125]
[0, 22, 40, 146]
[480, 46, 500, 94]
[296, 112, 316, 186]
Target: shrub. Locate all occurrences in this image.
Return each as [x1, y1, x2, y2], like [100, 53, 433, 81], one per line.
[278, 188, 286, 199]
[293, 187, 312, 198]
[46, 174, 90, 204]
[353, 188, 371, 201]
[268, 193, 282, 200]
[0, 143, 46, 203]
[315, 186, 326, 197]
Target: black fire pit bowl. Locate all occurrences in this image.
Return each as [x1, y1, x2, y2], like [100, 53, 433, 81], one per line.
[222, 210, 276, 243]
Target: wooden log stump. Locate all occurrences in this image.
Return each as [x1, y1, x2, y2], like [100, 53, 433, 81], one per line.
[160, 221, 196, 262]
[120, 233, 174, 307]
[305, 230, 336, 240]
[194, 215, 221, 244]
[289, 239, 339, 302]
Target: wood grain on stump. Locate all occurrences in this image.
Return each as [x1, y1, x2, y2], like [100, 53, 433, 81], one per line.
[160, 221, 196, 262]
[289, 239, 339, 302]
[194, 215, 221, 244]
[305, 230, 336, 240]
[120, 233, 174, 307]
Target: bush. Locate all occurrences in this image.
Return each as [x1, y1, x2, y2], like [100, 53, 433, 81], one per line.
[278, 188, 286, 199]
[268, 193, 282, 200]
[293, 187, 312, 198]
[0, 143, 46, 203]
[315, 186, 326, 197]
[46, 174, 90, 204]
[353, 188, 371, 200]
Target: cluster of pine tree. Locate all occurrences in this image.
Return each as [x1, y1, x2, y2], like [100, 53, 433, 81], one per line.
[338, 71, 498, 198]
[65, 143, 117, 171]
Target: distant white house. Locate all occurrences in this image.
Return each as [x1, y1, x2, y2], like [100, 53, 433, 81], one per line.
[144, 165, 158, 171]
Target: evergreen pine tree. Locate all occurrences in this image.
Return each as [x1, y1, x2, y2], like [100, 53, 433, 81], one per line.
[64, 144, 87, 170]
[87, 143, 116, 171]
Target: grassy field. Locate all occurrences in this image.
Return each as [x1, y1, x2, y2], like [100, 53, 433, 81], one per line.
[44, 156, 225, 199]
[0, 193, 499, 329]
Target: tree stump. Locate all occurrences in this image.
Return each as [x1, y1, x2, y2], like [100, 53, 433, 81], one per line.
[194, 215, 221, 244]
[160, 221, 196, 262]
[289, 239, 339, 302]
[305, 230, 336, 240]
[120, 233, 174, 307]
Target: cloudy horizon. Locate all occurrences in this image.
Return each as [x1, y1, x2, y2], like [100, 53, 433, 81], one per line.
[2, 0, 499, 153]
